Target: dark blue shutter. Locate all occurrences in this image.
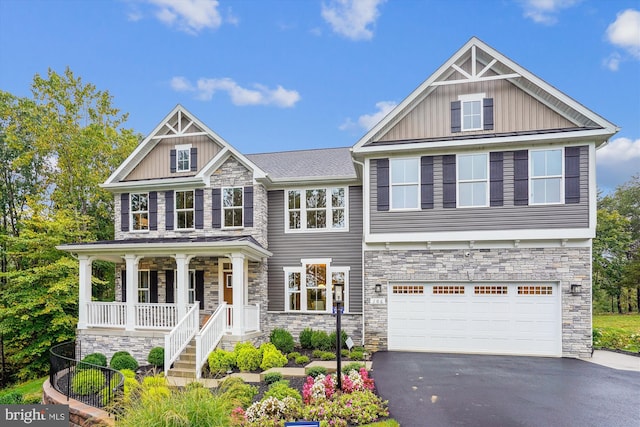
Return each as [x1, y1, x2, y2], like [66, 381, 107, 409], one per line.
[244, 186, 254, 227]
[195, 271, 205, 310]
[483, 98, 494, 130]
[442, 155, 456, 208]
[121, 270, 127, 303]
[170, 149, 177, 173]
[165, 270, 174, 303]
[149, 191, 158, 230]
[150, 271, 158, 303]
[190, 147, 198, 172]
[120, 193, 129, 231]
[421, 156, 434, 209]
[212, 188, 222, 228]
[490, 152, 504, 207]
[194, 189, 204, 229]
[376, 159, 389, 211]
[451, 101, 461, 133]
[165, 191, 174, 230]
[513, 150, 529, 206]
[565, 147, 581, 204]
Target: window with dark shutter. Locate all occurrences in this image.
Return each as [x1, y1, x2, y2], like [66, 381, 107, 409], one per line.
[150, 271, 158, 303]
[194, 189, 204, 229]
[451, 101, 461, 133]
[212, 188, 222, 228]
[190, 147, 198, 172]
[244, 186, 254, 227]
[421, 156, 434, 209]
[165, 191, 174, 230]
[442, 155, 457, 208]
[170, 149, 177, 173]
[120, 193, 129, 231]
[490, 152, 503, 206]
[195, 271, 205, 310]
[565, 146, 581, 204]
[149, 192, 158, 230]
[377, 159, 389, 211]
[165, 270, 174, 303]
[483, 98, 494, 131]
[121, 270, 127, 302]
[513, 150, 529, 206]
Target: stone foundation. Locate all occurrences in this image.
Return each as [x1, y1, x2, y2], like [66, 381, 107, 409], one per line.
[265, 312, 364, 347]
[77, 329, 165, 364]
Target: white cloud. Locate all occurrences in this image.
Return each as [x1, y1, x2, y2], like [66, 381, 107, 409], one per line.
[147, 0, 223, 34]
[171, 76, 301, 108]
[596, 137, 640, 192]
[603, 52, 621, 71]
[606, 9, 640, 59]
[321, 0, 386, 41]
[520, 0, 581, 25]
[340, 100, 397, 131]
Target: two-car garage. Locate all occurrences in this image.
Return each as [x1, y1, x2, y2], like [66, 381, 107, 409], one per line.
[387, 283, 561, 357]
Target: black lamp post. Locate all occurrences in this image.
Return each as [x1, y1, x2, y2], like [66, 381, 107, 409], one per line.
[334, 284, 343, 390]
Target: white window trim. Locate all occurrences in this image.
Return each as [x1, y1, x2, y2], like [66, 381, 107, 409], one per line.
[529, 148, 564, 205]
[283, 258, 349, 314]
[284, 187, 349, 233]
[456, 153, 489, 208]
[130, 193, 149, 232]
[175, 190, 195, 230]
[222, 187, 244, 229]
[458, 93, 485, 132]
[138, 270, 150, 303]
[390, 157, 420, 211]
[175, 143, 191, 172]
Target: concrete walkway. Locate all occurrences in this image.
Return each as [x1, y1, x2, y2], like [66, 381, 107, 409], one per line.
[581, 349, 640, 372]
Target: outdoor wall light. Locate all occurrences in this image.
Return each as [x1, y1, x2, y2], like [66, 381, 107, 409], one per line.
[375, 283, 382, 293]
[571, 284, 581, 295]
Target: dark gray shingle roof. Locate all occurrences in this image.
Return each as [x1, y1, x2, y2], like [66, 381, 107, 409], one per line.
[247, 147, 356, 181]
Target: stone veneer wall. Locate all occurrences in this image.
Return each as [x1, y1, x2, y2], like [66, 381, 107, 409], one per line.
[265, 313, 364, 347]
[77, 329, 165, 366]
[363, 247, 592, 358]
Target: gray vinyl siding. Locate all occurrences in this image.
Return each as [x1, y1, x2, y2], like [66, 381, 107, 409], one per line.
[267, 186, 363, 313]
[370, 146, 589, 233]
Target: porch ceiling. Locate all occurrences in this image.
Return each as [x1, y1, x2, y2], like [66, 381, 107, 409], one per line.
[57, 235, 271, 262]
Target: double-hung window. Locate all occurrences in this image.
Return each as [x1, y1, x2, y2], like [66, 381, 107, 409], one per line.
[176, 144, 191, 172]
[390, 158, 419, 209]
[175, 190, 194, 229]
[530, 149, 562, 204]
[130, 193, 149, 230]
[457, 154, 488, 207]
[285, 260, 349, 313]
[286, 187, 347, 231]
[223, 187, 243, 228]
[459, 93, 483, 131]
[138, 270, 150, 303]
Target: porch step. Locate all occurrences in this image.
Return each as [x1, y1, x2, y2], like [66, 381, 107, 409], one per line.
[167, 340, 200, 379]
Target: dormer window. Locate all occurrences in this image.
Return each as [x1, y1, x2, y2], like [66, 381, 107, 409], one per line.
[451, 94, 494, 132]
[176, 144, 191, 172]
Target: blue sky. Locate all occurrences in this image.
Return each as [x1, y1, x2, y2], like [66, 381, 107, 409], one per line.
[1, 0, 638, 194]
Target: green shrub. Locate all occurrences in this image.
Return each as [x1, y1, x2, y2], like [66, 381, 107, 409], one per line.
[78, 353, 107, 371]
[72, 369, 106, 396]
[208, 349, 236, 375]
[311, 330, 332, 351]
[120, 369, 136, 379]
[0, 391, 23, 404]
[329, 329, 348, 350]
[263, 372, 283, 385]
[350, 350, 365, 361]
[288, 351, 301, 360]
[305, 366, 327, 378]
[147, 347, 164, 367]
[295, 355, 310, 365]
[342, 362, 365, 374]
[111, 351, 132, 360]
[352, 346, 366, 352]
[593, 327, 639, 352]
[299, 327, 314, 349]
[260, 342, 288, 371]
[341, 349, 350, 357]
[218, 377, 258, 409]
[270, 328, 295, 354]
[263, 380, 302, 403]
[110, 354, 139, 371]
[321, 351, 336, 361]
[235, 342, 261, 372]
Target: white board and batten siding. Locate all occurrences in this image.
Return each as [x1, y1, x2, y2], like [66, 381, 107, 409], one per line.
[387, 282, 561, 356]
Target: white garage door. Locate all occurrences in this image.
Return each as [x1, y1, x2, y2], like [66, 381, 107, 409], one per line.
[388, 283, 561, 356]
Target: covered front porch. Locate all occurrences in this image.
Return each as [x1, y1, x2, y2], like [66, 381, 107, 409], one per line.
[58, 236, 271, 377]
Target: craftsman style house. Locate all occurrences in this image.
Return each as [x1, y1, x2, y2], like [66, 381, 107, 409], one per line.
[59, 38, 617, 376]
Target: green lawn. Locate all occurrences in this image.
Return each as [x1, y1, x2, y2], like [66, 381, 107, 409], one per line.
[593, 314, 640, 353]
[0, 376, 46, 403]
[593, 314, 640, 332]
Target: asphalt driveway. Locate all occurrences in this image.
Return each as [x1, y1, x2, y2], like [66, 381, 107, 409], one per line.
[371, 352, 640, 427]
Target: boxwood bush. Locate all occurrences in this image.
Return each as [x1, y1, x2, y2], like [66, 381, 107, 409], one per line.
[78, 352, 107, 371]
[299, 327, 314, 349]
[72, 369, 106, 396]
[270, 328, 295, 354]
[208, 349, 236, 375]
[260, 343, 288, 370]
[311, 330, 332, 351]
[235, 342, 261, 372]
[147, 347, 164, 367]
[110, 354, 139, 371]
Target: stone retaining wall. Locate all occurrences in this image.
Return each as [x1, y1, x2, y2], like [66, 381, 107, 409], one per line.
[42, 379, 114, 427]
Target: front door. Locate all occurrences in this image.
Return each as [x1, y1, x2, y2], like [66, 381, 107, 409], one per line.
[222, 262, 233, 325]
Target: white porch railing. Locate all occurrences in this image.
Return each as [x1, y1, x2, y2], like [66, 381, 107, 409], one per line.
[195, 303, 227, 379]
[164, 303, 199, 376]
[86, 302, 186, 330]
[86, 302, 126, 327]
[136, 303, 179, 329]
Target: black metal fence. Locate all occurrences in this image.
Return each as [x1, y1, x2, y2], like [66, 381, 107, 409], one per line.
[49, 341, 124, 414]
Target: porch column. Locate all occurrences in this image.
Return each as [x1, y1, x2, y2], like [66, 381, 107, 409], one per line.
[173, 254, 193, 320]
[231, 253, 245, 336]
[124, 254, 141, 331]
[77, 255, 94, 329]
